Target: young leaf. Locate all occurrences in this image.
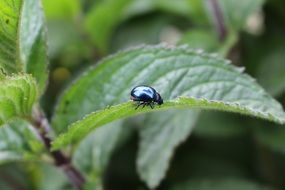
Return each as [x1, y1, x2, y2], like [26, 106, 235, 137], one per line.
[19, 0, 49, 93]
[52, 44, 285, 150]
[0, 74, 37, 126]
[0, 0, 49, 93]
[0, 119, 44, 164]
[137, 109, 199, 189]
[72, 121, 131, 187]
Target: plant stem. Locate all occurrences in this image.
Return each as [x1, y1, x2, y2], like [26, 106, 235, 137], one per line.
[207, 0, 228, 41]
[31, 107, 85, 190]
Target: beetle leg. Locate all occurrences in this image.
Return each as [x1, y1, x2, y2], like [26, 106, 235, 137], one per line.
[150, 102, 154, 109]
[135, 104, 140, 110]
[135, 102, 144, 110]
[135, 102, 142, 110]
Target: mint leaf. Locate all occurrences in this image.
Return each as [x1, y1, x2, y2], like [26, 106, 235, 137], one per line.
[0, 0, 49, 92]
[0, 74, 37, 125]
[52, 45, 285, 150]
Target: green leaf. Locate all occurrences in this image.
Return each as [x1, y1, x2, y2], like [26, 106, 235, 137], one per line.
[0, 74, 37, 126]
[0, 0, 49, 93]
[35, 163, 74, 190]
[72, 120, 132, 188]
[52, 98, 284, 150]
[0, 119, 44, 164]
[19, 0, 49, 93]
[51, 45, 285, 150]
[84, 0, 132, 53]
[0, 0, 22, 73]
[73, 121, 127, 174]
[137, 109, 199, 189]
[169, 178, 273, 190]
[219, 0, 265, 31]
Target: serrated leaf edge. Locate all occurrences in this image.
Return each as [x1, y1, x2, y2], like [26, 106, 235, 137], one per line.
[52, 96, 285, 150]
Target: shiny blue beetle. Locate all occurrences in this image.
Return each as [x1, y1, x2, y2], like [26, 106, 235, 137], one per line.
[130, 85, 163, 109]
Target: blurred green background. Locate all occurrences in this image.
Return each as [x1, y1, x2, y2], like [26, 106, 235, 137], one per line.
[2, 0, 285, 189]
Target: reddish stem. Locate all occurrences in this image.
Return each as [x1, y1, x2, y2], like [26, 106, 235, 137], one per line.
[32, 108, 85, 190]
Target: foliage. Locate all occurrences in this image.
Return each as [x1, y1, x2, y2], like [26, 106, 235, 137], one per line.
[51, 44, 285, 159]
[0, 74, 38, 125]
[1, 0, 285, 190]
[0, 0, 48, 93]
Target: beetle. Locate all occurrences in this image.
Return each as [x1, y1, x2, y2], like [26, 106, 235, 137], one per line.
[130, 85, 163, 109]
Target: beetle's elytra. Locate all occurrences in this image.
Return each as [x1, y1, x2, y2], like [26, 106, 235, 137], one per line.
[130, 85, 163, 109]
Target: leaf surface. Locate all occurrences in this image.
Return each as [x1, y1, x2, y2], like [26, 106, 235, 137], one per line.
[0, 0, 22, 73]
[19, 0, 49, 92]
[0, 119, 43, 164]
[73, 121, 127, 175]
[51, 45, 285, 149]
[0, 0, 48, 92]
[137, 109, 199, 189]
[0, 74, 37, 125]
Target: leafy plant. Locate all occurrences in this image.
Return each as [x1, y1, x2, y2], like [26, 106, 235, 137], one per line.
[1, 0, 285, 190]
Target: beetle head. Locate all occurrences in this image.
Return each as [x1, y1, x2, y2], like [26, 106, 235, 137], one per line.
[156, 93, 163, 105]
